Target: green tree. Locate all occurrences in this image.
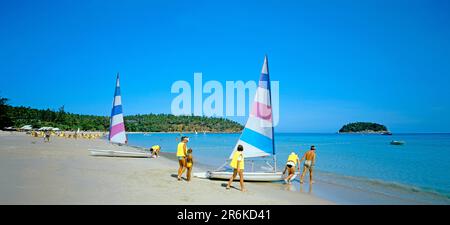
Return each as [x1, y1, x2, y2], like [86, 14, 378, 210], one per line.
[339, 122, 388, 133]
[0, 97, 13, 129]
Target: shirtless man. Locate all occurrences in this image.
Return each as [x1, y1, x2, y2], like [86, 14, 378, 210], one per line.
[300, 146, 317, 184]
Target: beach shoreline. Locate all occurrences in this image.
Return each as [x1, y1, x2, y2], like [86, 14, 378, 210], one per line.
[125, 132, 450, 205]
[0, 131, 332, 205]
[3, 131, 448, 205]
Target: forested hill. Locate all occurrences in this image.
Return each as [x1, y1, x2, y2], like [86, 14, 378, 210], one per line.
[339, 122, 388, 133]
[0, 98, 243, 132]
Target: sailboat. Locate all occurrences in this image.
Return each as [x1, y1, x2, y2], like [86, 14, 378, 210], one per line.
[89, 73, 150, 158]
[198, 56, 283, 181]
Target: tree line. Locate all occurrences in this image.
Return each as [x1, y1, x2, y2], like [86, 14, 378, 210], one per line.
[339, 122, 388, 133]
[0, 97, 243, 132]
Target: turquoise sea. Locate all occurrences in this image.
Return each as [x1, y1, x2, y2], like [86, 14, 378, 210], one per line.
[127, 133, 450, 204]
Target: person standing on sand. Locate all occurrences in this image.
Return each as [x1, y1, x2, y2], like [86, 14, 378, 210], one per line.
[226, 145, 246, 192]
[185, 148, 194, 181]
[283, 152, 301, 184]
[300, 146, 317, 184]
[44, 130, 51, 142]
[177, 136, 189, 181]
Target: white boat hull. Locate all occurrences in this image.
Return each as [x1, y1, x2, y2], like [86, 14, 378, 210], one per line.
[206, 171, 284, 182]
[89, 149, 151, 158]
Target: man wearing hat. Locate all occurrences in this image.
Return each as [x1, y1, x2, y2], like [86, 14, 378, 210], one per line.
[300, 145, 317, 184]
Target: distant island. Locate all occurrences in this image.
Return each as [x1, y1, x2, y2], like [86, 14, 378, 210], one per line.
[339, 122, 390, 134]
[0, 97, 244, 133]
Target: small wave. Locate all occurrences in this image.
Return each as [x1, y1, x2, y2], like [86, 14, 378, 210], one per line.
[315, 170, 450, 203]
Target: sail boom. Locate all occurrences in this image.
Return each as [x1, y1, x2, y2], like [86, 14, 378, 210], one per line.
[229, 140, 271, 159]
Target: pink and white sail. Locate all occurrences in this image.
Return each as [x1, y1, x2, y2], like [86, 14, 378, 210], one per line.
[109, 73, 127, 144]
[229, 55, 275, 159]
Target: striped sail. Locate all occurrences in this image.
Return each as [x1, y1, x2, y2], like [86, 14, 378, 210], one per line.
[229, 55, 275, 159]
[109, 73, 127, 144]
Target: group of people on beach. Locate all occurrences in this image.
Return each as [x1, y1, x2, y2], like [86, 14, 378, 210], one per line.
[176, 136, 194, 181]
[30, 130, 103, 141]
[283, 146, 317, 184]
[162, 136, 317, 192]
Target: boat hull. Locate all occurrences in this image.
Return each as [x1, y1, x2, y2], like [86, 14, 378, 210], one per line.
[390, 141, 405, 145]
[89, 149, 151, 158]
[206, 171, 284, 182]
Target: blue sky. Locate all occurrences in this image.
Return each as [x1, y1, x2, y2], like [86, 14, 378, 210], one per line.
[1, 0, 450, 132]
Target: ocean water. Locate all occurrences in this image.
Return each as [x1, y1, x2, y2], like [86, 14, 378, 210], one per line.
[127, 133, 450, 204]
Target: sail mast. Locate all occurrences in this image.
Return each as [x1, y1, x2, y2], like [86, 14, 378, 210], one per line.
[264, 55, 277, 171]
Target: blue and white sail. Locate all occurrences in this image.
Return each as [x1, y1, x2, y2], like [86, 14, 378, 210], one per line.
[109, 73, 127, 144]
[229, 55, 275, 159]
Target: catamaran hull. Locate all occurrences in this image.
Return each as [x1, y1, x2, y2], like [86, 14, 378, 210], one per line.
[206, 171, 284, 182]
[89, 149, 151, 158]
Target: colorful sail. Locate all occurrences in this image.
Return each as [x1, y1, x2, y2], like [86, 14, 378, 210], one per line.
[109, 73, 127, 144]
[229, 55, 275, 159]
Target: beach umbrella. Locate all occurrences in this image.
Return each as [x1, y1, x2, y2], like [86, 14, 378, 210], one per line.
[20, 125, 33, 130]
[39, 127, 53, 131]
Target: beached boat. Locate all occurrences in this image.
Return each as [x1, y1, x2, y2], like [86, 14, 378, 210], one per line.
[89, 74, 144, 158]
[89, 149, 151, 158]
[205, 171, 283, 182]
[197, 56, 284, 182]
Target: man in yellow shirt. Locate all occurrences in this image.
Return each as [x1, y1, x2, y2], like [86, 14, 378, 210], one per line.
[177, 136, 189, 181]
[226, 145, 246, 192]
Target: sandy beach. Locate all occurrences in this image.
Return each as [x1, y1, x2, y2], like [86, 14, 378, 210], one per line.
[0, 131, 332, 205]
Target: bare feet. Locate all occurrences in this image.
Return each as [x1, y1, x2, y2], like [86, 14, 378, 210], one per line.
[241, 188, 247, 192]
[226, 185, 231, 190]
[310, 180, 315, 184]
[177, 177, 181, 181]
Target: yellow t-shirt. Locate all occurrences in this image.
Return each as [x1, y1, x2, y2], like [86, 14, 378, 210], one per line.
[176, 142, 186, 157]
[151, 145, 160, 151]
[230, 151, 244, 170]
[287, 153, 299, 165]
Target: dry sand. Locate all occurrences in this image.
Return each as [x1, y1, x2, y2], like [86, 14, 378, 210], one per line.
[0, 131, 332, 205]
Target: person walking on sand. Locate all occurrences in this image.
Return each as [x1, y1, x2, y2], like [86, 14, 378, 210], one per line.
[185, 148, 194, 181]
[283, 152, 301, 184]
[44, 130, 51, 142]
[177, 136, 189, 181]
[226, 145, 246, 192]
[300, 146, 317, 184]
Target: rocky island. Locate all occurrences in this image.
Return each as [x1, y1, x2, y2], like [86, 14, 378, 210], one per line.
[338, 122, 391, 134]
